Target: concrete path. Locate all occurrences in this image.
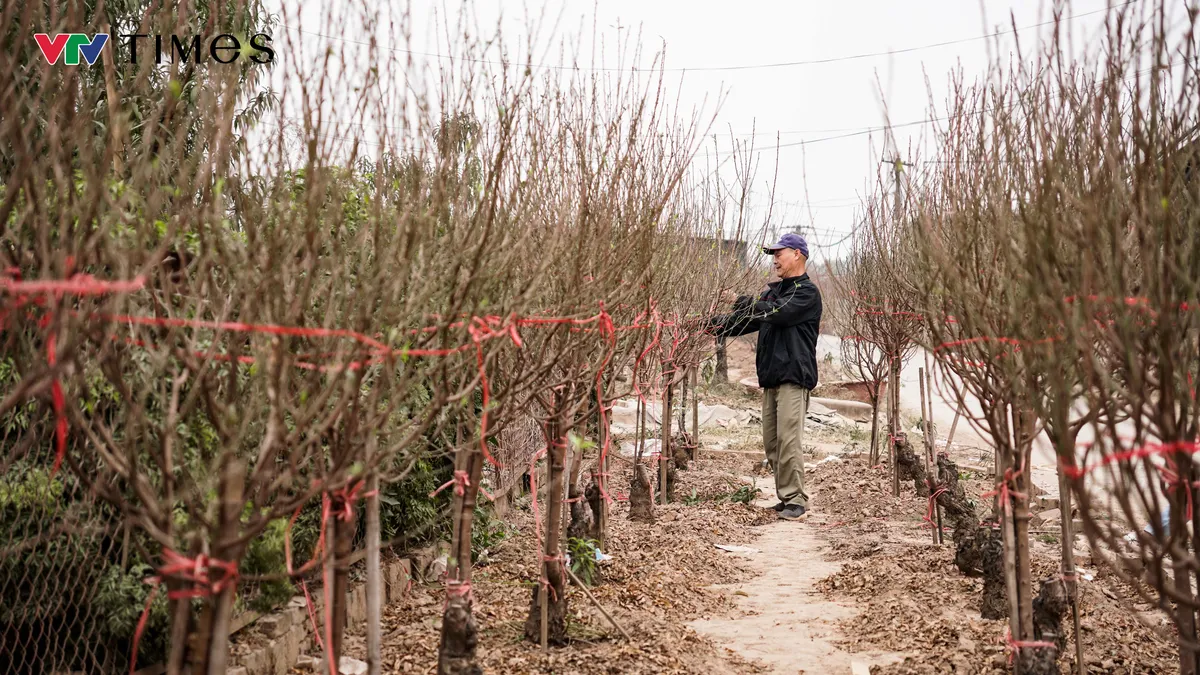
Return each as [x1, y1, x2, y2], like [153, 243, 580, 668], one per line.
[690, 477, 903, 674]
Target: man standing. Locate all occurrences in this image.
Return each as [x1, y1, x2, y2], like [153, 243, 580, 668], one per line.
[709, 233, 823, 520]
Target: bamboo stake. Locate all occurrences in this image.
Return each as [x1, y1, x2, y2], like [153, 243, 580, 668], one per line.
[945, 407, 962, 450]
[919, 368, 937, 546]
[926, 369, 944, 544]
[540, 391, 570, 650]
[679, 368, 688, 433]
[1056, 437, 1085, 675]
[366, 438, 382, 675]
[564, 566, 632, 640]
[660, 366, 672, 505]
[690, 367, 699, 458]
[597, 384, 609, 546]
[1014, 408, 1035, 642]
[540, 432, 550, 651]
[889, 355, 901, 497]
[539, 584, 548, 650]
[1000, 405, 1022, 671]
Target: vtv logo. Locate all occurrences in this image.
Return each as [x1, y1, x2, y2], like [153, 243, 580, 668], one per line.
[34, 33, 110, 65]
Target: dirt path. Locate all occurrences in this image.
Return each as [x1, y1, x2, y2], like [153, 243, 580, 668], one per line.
[690, 475, 905, 674]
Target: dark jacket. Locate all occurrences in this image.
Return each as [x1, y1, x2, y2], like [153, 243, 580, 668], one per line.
[709, 274, 823, 390]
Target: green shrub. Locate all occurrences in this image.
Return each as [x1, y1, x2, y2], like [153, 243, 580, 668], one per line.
[470, 505, 508, 564]
[240, 518, 296, 613]
[567, 537, 600, 587]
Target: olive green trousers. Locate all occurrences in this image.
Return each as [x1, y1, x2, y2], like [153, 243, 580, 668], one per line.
[762, 384, 810, 508]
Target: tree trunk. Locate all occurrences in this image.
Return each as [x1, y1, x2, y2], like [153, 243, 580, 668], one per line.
[525, 393, 569, 645]
[332, 500, 355, 660]
[1014, 409, 1037, 643]
[935, 454, 984, 576]
[868, 395, 880, 466]
[893, 433, 929, 496]
[190, 460, 245, 674]
[567, 482, 593, 542]
[628, 463, 656, 524]
[322, 497, 338, 675]
[585, 477, 603, 542]
[567, 420, 591, 542]
[1172, 471, 1199, 675]
[715, 336, 728, 384]
[438, 423, 485, 675]
[1032, 576, 1069, 652]
[1052, 425, 1085, 675]
[980, 525, 1008, 620]
[1017, 576, 1069, 675]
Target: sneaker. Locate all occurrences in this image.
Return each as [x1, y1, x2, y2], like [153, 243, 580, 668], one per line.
[778, 504, 809, 521]
[769, 502, 786, 512]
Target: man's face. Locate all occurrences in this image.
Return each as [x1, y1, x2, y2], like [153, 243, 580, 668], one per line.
[772, 247, 804, 277]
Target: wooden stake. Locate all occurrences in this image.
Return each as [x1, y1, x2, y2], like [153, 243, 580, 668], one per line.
[659, 371, 672, 505]
[539, 584, 548, 650]
[366, 439, 382, 675]
[919, 368, 937, 546]
[679, 369, 688, 432]
[1001, 406, 1022, 661]
[945, 408, 962, 450]
[889, 355, 901, 497]
[597, 384, 609, 546]
[1055, 433, 1085, 675]
[926, 369, 944, 544]
[691, 367, 699, 459]
[564, 566, 632, 641]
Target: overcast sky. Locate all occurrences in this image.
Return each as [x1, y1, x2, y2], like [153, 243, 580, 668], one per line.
[263, 1, 1184, 263]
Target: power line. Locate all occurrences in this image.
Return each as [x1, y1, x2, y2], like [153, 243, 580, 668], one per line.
[659, 3, 1128, 73]
[279, 2, 1128, 75]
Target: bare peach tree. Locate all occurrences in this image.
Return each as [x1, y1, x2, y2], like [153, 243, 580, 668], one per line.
[983, 6, 1200, 673]
[903, 5, 1200, 674]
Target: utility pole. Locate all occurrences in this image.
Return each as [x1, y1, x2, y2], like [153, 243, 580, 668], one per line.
[892, 156, 904, 225]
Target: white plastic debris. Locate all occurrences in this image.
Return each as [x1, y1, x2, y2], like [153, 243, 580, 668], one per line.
[339, 657, 368, 675]
[595, 549, 612, 563]
[817, 455, 843, 465]
[619, 439, 662, 458]
[430, 553, 448, 581]
[714, 544, 760, 554]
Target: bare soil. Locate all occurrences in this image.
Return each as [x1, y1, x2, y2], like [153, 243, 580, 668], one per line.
[330, 337, 1178, 674]
[807, 454, 1178, 674]
[341, 452, 777, 674]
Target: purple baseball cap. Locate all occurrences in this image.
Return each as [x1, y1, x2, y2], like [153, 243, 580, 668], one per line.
[762, 232, 809, 258]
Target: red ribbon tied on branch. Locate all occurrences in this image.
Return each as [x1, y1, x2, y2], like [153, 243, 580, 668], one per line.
[1004, 627, 1056, 666]
[429, 469, 493, 501]
[330, 479, 376, 522]
[982, 467, 1027, 513]
[2, 271, 147, 475]
[923, 486, 950, 529]
[130, 549, 239, 674]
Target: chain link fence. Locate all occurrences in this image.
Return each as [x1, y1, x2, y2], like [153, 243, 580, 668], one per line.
[0, 463, 166, 674]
